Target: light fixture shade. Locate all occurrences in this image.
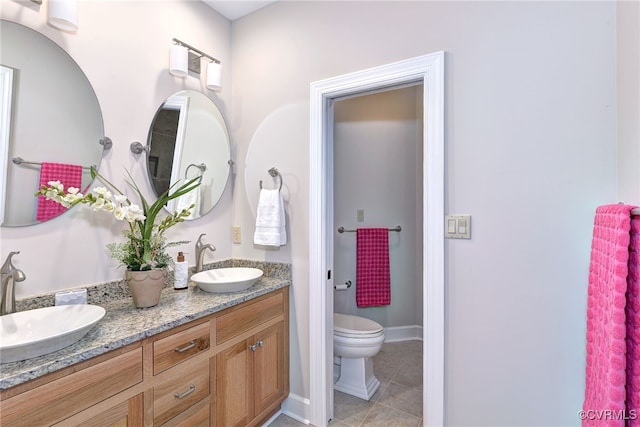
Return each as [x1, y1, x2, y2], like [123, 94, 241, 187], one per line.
[169, 45, 188, 77]
[206, 61, 222, 90]
[48, 0, 78, 32]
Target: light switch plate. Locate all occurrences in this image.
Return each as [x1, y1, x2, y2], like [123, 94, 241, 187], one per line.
[232, 226, 241, 244]
[445, 215, 471, 239]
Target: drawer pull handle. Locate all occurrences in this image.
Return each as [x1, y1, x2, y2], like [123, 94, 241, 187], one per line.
[174, 340, 196, 353]
[257, 340, 264, 348]
[249, 344, 257, 351]
[174, 384, 196, 399]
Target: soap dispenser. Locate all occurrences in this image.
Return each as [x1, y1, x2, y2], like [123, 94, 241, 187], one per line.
[174, 251, 188, 290]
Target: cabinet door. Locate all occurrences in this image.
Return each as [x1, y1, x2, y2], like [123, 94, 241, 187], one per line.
[253, 321, 286, 417]
[216, 339, 254, 426]
[79, 393, 144, 427]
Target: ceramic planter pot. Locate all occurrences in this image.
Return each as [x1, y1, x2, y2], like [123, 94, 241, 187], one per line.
[125, 269, 166, 308]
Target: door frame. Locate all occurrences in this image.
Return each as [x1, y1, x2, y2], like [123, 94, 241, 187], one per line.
[309, 51, 445, 426]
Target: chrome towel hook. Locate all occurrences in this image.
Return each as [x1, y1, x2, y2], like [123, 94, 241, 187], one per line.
[259, 167, 283, 191]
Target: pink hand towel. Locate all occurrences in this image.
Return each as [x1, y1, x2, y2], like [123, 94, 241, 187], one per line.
[583, 204, 634, 426]
[626, 214, 640, 427]
[356, 228, 391, 307]
[36, 162, 83, 221]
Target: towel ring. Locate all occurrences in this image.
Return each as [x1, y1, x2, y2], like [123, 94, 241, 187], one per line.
[259, 167, 283, 191]
[185, 163, 207, 180]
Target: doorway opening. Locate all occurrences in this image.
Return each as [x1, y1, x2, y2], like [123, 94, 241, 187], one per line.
[309, 52, 445, 426]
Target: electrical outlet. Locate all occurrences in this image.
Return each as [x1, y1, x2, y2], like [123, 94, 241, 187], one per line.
[232, 226, 241, 244]
[357, 209, 365, 222]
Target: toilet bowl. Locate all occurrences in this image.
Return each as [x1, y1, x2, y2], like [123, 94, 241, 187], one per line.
[333, 313, 385, 400]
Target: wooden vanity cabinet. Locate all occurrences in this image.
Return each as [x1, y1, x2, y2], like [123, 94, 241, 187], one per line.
[84, 393, 145, 427]
[0, 286, 289, 427]
[152, 321, 212, 425]
[0, 346, 144, 427]
[216, 321, 287, 426]
[215, 291, 289, 426]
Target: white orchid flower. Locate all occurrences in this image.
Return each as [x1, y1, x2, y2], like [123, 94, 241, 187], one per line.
[114, 206, 128, 221]
[102, 201, 116, 212]
[114, 194, 128, 205]
[47, 181, 63, 191]
[92, 198, 106, 211]
[126, 205, 145, 222]
[93, 187, 109, 196]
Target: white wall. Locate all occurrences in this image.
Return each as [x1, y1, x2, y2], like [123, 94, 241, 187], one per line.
[0, 0, 233, 298]
[0, 1, 632, 425]
[230, 2, 618, 425]
[333, 86, 423, 329]
[617, 0, 640, 203]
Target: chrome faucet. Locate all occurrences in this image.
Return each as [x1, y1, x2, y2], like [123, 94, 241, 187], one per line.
[195, 234, 216, 273]
[1, 251, 26, 315]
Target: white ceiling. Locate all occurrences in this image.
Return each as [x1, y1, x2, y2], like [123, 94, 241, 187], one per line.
[202, 1, 278, 21]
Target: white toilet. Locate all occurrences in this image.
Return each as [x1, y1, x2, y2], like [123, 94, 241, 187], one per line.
[333, 313, 385, 400]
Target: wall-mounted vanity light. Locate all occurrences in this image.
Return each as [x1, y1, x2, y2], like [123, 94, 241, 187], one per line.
[28, 0, 78, 32]
[169, 38, 222, 91]
[47, 0, 78, 32]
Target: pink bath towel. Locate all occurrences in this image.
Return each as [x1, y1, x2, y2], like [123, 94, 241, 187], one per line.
[583, 204, 635, 427]
[627, 215, 640, 426]
[36, 162, 83, 221]
[356, 228, 391, 307]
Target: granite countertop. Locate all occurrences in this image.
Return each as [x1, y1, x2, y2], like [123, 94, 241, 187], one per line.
[0, 260, 291, 391]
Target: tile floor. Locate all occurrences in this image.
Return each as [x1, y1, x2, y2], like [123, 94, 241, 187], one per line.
[268, 340, 423, 427]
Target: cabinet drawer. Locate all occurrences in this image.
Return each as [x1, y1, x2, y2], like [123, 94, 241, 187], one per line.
[216, 291, 284, 345]
[154, 356, 210, 425]
[0, 347, 143, 426]
[154, 321, 210, 374]
[160, 397, 210, 427]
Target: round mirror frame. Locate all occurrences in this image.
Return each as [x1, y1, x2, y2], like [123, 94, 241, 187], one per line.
[146, 90, 231, 219]
[0, 20, 107, 227]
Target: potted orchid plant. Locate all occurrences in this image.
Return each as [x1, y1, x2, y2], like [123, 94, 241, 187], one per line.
[36, 167, 200, 307]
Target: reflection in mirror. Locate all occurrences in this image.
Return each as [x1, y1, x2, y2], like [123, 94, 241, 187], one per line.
[147, 90, 231, 220]
[0, 66, 14, 225]
[0, 21, 106, 227]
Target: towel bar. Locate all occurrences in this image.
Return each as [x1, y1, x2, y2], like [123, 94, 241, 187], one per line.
[12, 157, 95, 170]
[13, 137, 111, 169]
[337, 225, 401, 233]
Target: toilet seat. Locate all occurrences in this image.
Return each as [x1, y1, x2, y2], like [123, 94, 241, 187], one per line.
[334, 313, 383, 338]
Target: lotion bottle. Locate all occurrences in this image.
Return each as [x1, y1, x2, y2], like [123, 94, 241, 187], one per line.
[174, 251, 188, 290]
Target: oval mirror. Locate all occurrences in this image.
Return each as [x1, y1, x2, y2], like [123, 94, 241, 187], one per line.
[0, 21, 107, 227]
[146, 90, 231, 219]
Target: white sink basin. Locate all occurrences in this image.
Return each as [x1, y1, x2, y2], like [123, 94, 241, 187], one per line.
[192, 267, 264, 293]
[0, 304, 105, 363]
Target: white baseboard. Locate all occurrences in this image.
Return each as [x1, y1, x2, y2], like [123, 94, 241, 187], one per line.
[278, 393, 311, 425]
[261, 411, 282, 426]
[383, 325, 424, 342]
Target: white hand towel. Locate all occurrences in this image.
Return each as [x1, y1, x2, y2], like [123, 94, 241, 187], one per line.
[254, 189, 287, 246]
[174, 187, 201, 220]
